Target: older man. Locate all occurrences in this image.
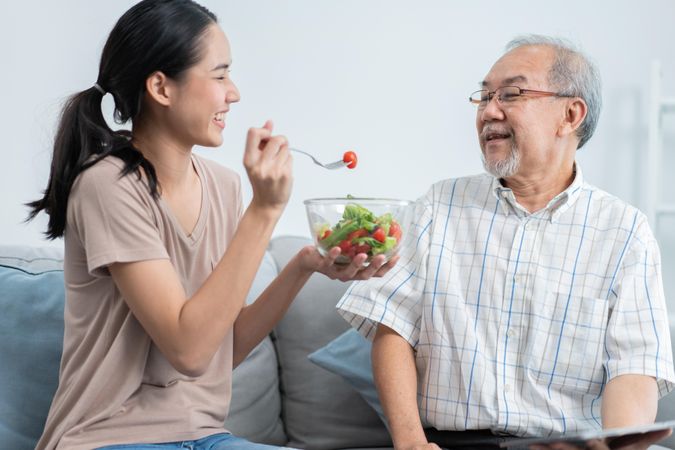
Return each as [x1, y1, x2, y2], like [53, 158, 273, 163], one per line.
[337, 35, 675, 450]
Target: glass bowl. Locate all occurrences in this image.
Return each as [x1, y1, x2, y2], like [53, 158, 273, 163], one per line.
[304, 197, 413, 265]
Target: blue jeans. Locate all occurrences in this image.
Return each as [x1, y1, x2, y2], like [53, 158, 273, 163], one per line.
[96, 432, 295, 450]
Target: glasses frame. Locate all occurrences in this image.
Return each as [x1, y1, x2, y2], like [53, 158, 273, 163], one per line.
[469, 86, 575, 108]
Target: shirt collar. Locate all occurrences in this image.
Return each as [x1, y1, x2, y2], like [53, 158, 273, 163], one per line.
[490, 162, 585, 221]
[549, 162, 584, 222]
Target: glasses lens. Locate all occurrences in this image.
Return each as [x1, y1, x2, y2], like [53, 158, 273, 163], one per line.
[470, 90, 489, 106]
[497, 86, 521, 103]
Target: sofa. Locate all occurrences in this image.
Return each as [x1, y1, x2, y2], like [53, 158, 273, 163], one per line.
[1, 236, 674, 450]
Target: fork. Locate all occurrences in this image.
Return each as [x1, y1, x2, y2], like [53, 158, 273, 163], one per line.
[289, 148, 348, 170]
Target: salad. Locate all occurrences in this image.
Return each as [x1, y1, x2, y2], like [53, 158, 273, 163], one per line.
[315, 202, 403, 261]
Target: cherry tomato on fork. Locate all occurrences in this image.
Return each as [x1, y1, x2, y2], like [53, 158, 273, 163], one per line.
[343, 151, 358, 169]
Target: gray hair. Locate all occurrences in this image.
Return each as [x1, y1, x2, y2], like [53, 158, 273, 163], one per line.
[505, 34, 602, 149]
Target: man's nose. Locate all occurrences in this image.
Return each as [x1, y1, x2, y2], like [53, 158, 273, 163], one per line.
[480, 94, 505, 121]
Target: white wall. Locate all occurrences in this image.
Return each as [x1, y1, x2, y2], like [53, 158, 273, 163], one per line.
[2, 1, 674, 301]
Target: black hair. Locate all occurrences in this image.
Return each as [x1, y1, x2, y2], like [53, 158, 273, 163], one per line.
[27, 0, 217, 239]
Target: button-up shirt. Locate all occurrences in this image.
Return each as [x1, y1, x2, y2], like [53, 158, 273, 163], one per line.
[337, 165, 675, 437]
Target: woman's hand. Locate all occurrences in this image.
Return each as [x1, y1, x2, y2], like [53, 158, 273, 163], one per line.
[243, 120, 293, 216]
[296, 245, 400, 282]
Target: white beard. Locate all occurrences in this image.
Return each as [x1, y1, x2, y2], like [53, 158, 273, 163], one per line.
[482, 142, 521, 178]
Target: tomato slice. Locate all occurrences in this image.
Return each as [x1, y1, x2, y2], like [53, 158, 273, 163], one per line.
[339, 240, 352, 254]
[319, 229, 332, 240]
[354, 244, 371, 255]
[343, 151, 358, 169]
[372, 227, 386, 243]
[391, 230, 402, 243]
[339, 240, 357, 258]
[389, 221, 402, 242]
[346, 229, 368, 243]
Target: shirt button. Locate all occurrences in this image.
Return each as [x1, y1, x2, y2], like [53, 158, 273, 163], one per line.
[514, 273, 525, 284]
[507, 328, 516, 338]
[504, 384, 512, 393]
[523, 221, 530, 230]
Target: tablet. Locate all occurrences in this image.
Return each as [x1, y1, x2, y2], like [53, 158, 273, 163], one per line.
[499, 420, 675, 448]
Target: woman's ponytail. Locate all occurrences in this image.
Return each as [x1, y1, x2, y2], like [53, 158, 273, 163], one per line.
[27, 86, 114, 239]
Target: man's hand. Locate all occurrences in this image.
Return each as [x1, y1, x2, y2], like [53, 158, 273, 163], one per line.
[529, 428, 671, 450]
[401, 444, 443, 450]
[296, 245, 399, 282]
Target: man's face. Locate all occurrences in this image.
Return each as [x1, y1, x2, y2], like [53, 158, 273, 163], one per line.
[476, 45, 567, 179]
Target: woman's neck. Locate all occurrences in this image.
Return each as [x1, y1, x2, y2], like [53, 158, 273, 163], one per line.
[131, 122, 196, 196]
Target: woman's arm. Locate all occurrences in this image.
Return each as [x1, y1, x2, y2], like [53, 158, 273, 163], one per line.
[110, 203, 279, 376]
[232, 246, 398, 367]
[109, 124, 292, 377]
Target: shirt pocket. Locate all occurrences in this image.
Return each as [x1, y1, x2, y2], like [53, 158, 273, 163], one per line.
[525, 291, 608, 395]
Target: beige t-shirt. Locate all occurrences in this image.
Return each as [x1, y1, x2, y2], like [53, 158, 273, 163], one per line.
[36, 154, 243, 450]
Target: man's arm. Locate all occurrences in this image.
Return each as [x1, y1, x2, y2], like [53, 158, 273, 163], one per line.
[524, 373, 665, 450]
[530, 375, 667, 450]
[373, 323, 440, 450]
[601, 374, 658, 428]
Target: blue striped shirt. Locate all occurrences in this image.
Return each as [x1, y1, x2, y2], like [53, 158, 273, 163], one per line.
[337, 165, 675, 437]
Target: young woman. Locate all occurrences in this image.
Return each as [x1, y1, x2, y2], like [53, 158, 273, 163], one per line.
[27, 1, 396, 449]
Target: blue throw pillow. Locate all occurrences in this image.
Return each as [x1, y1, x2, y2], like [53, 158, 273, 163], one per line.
[307, 328, 387, 426]
[0, 262, 64, 450]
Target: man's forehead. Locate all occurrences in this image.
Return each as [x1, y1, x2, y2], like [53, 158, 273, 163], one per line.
[481, 75, 528, 88]
[481, 46, 553, 88]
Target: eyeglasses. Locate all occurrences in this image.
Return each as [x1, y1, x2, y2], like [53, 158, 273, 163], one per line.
[469, 86, 575, 108]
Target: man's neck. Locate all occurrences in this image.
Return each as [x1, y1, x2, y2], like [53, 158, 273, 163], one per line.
[501, 163, 576, 214]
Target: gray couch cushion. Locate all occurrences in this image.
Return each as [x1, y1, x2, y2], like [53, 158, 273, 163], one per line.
[0, 245, 65, 450]
[308, 329, 386, 425]
[269, 236, 392, 449]
[226, 251, 287, 444]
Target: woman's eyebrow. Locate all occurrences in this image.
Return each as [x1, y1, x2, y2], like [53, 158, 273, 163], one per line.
[211, 62, 231, 71]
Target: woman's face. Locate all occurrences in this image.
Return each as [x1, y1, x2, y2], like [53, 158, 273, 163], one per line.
[167, 24, 240, 148]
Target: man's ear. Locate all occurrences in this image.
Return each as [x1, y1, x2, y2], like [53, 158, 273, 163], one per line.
[145, 71, 172, 107]
[558, 97, 587, 138]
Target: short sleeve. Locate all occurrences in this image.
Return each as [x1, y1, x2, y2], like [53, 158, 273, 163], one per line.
[337, 187, 434, 347]
[68, 159, 169, 276]
[604, 215, 675, 397]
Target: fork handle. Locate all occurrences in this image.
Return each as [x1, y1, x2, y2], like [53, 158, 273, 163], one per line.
[289, 148, 321, 165]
